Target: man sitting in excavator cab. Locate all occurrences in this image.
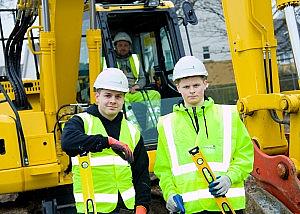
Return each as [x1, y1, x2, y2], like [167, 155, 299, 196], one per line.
[112, 32, 161, 131]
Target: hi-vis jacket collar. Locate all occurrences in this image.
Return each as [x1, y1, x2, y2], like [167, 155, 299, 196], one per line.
[173, 97, 214, 114]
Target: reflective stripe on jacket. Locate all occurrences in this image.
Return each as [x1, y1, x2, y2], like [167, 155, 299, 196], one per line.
[72, 112, 140, 213]
[118, 54, 140, 80]
[154, 98, 254, 213]
[102, 54, 140, 80]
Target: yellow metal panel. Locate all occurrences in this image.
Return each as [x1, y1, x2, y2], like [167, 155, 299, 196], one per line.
[0, 101, 15, 117]
[39, 31, 58, 132]
[30, 163, 60, 175]
[243, 111, 287, 154]
[289, 112, 300, 173]
[0, 113, 60, 192]
[51, 0, 84, 107]
[0, 168, 24, 193]
[19, 111, 47, 136]
[1, 80, 40, 95]
[0, 80, 41, 111]
[25, 134, 57, 165]
[27, 94, 42, 111]
[24, 163, 60, 191]
[237, 93, 298, 114]
[87, 29, 102, 104]
[0, 115, 21, 170]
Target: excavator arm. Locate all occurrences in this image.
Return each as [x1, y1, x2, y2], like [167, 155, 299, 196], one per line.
[221, 0, 300, 212]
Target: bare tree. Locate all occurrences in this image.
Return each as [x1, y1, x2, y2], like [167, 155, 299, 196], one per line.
[195, 0, 226, 37]
[174, 0, 300, 49]
[173, 0, 227, 38]
[0, 0, 15, 8]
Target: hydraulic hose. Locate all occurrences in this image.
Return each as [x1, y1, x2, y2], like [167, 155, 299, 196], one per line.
[5, 7, 36, 109]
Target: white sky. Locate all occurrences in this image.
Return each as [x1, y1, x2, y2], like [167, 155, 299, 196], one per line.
[0, 0, 38, 79]
[0, 0, 18, 67]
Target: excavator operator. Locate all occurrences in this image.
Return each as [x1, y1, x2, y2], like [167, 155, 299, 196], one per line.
[113, 32, 161, 130]
[61, 68, 151, 214]
[154, 56, 254, 214]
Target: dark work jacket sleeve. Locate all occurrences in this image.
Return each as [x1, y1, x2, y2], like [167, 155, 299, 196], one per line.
[131, 137, 151, 210]
[61, 115, 109, 157]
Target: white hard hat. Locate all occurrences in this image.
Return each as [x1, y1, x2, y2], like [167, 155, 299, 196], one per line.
[114, 32, 132, 45]
[173, 56, 208, 81]
[93, 68, 129, 92]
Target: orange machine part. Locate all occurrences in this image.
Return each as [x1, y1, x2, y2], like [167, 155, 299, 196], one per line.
[251, 143, 300, 213]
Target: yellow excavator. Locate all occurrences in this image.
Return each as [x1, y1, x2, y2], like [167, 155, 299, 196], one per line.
[0, 0, 300, 213]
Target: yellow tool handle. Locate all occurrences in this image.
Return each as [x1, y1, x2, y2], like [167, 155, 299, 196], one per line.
[78, 154, 97, 214]
[189, 146, 236, 214]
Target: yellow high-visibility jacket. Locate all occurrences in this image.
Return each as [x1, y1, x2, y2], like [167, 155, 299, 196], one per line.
[154, 97, 254, 213]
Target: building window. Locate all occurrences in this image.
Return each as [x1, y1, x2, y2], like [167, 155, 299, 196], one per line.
[203, 46, 210, 60]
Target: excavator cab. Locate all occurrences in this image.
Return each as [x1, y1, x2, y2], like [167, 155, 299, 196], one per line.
[78, 3, 185, 147]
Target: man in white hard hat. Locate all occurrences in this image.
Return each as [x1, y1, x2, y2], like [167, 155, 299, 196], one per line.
[113, 32, 161, 130]
[62, 68, 150, 214]
[154, 56, 254, 213]
[114, 32, 145, 92]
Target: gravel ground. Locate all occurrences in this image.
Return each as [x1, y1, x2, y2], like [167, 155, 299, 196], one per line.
[0, 191, 168, 214]
[0, 193, 41, 214]
[0, 177, 293, 213]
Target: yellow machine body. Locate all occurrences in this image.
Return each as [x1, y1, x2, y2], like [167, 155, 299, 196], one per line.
[222, 0, 300, 172]
[222, 0, 300, 212]
[221, 0, 288, 155]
